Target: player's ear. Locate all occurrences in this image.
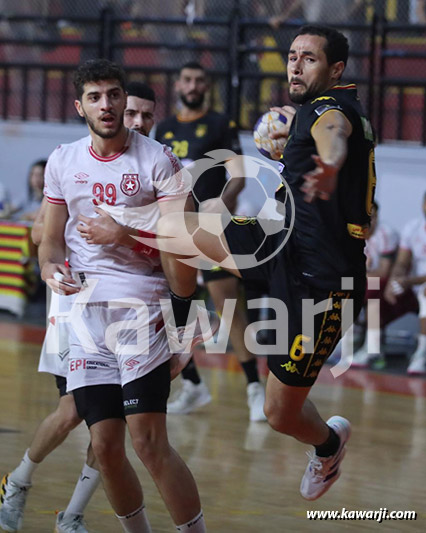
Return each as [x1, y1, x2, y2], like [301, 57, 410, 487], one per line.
[331, 61, 345, 82]
[74, 99, 84, 118]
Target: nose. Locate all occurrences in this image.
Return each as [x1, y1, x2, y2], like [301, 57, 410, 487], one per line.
[100, 94, 113, 110]
[290, 57, 302, 75]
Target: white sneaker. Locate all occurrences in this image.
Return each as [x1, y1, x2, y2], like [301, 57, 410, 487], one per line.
[55, 511, 88, 533]
[300, 416, 351, 501]
[247, 382, 267, 422]
[0, 474, 31, 532]
[350, 346, 371, 368]
[168, 380, 212, 414]
[407, 349, 426, 375]
[169, 310, 220, 380]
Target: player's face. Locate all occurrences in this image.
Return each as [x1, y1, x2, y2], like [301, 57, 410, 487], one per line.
[124, 96, 155, 136]
[75, 79, 126, 139]
[176, 68, 208, 110]
[287, 34, 344, 104]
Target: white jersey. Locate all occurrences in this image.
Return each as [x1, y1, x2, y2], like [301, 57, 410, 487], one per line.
[400, 217, 426, 278]
[44, 130, 189, 303]
[365, 223, 399, 272]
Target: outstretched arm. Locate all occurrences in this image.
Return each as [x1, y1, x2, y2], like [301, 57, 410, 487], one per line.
[302, 109, 352, 203]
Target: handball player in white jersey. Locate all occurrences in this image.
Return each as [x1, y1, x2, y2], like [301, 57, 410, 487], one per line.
[0, 82, 167, 533]
[39, 59, 207, 533]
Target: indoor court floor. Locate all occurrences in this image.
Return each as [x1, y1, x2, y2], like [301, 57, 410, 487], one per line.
[0, 322, 425, 532]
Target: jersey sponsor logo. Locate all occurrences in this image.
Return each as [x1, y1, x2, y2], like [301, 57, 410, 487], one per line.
[314, 104, 342, 117]
[195, 124, 207, 138]
[347, 223, 369, 239]
[164, 131, 174, 139]
[231, 216, 257, 226]
[120, 174, 141, 196]
[69, 359, 111, 371]
[311, 96, 336, 104]
[124, 358, 140, 371]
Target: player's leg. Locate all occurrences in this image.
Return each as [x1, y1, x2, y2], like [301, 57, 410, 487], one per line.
[73, 385, 151, 533]
[123, 363, 205, 532]
[208, 275, 266, 421]
[0, 379, 81, 532]
[55, 443, 100, 532]
[264, 268, 364, 500]
[408, 282, 426, 374]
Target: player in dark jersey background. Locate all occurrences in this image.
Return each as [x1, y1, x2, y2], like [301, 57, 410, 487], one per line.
[156, 62, 267, 421]
[157, 25, 375, 501]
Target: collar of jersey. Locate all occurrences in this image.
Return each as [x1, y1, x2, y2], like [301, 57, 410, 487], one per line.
[331, 83, 357, 90]
[88, 129, 130, 162]
[176, 109, 208, 123]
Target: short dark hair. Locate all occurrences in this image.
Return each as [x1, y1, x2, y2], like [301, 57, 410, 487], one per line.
[73, 59, 126, 100]
[293, 25, 349, 66]
[127, 81, 156, 104]
[179, 62, 205, 75]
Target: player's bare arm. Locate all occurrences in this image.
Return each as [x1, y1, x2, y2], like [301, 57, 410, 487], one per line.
[31, 196, 48, 246]
[303, 109, 352, 202]
[38, 202, 79, 295]
[77, 207, 140, 246]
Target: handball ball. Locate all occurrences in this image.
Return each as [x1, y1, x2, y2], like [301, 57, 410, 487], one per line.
[253, 111, 288, 161]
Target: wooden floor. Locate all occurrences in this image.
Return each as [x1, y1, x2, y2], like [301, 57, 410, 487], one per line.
[1, 325, 425, 532]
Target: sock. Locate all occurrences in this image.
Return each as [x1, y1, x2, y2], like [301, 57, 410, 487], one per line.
[176, 510, 206, 532]
[315, 427, 340, 457]
[181, 358, 201, 384]
[10, 450, 38, 486]
[170, 290, 196, 327]
[241, 358, 259, 384]
[64, 463, 100, 517]
[116, 505, 152, 533]
[417, 334, 426, 353]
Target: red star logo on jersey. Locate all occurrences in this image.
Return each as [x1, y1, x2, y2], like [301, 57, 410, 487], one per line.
[120, 174, 140, 196]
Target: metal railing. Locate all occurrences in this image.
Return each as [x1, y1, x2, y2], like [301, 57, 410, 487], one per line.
[1, 10, 426, 143]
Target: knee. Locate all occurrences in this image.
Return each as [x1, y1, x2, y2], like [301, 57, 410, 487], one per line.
[131, 433, 168, 473]
[91, 437, 125, 470]
[56, 404, 82, 433]
[264, 399, 298, 436]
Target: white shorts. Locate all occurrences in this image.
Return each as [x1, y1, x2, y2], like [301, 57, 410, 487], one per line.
[66, 301, 170, 392]
[38, 291, 74, 377]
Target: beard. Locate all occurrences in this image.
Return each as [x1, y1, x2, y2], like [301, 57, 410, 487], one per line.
[180, 92, 205, 110]
[289, 86, 318, 105]
[83, 110, 124, 139]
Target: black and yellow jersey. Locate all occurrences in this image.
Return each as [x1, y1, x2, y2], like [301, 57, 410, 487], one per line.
[155, 110, 241, 206]
[277, 84, 376, 289]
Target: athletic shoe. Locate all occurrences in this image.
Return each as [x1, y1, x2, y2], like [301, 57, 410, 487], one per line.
[54, 511, 88, 533]
[169, 311, 220, 380]
[0, 474, 31, 532]
[350, 346, 371, 368]
[300, 416, 351, 501]
[167, 380, 212, 414]
[247, 382, 267, 422]
[407, 349, 426, 375]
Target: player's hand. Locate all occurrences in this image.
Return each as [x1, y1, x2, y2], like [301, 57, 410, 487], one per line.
[269, 106, 296, 139]
[301, 155, 339, 203]
[77, 208, 124, 245]
[41, 263, 80, 295]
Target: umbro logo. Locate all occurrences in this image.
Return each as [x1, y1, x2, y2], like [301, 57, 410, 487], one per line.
[74, 172, 89, 184]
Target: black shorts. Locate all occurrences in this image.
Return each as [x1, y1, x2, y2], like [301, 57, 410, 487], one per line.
[72, 361, 171, 427]
[225, 218, 366, 387]
[55, 375, 68, 397]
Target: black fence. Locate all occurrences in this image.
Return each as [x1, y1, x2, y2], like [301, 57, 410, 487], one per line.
[1, 8, 426, 144]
